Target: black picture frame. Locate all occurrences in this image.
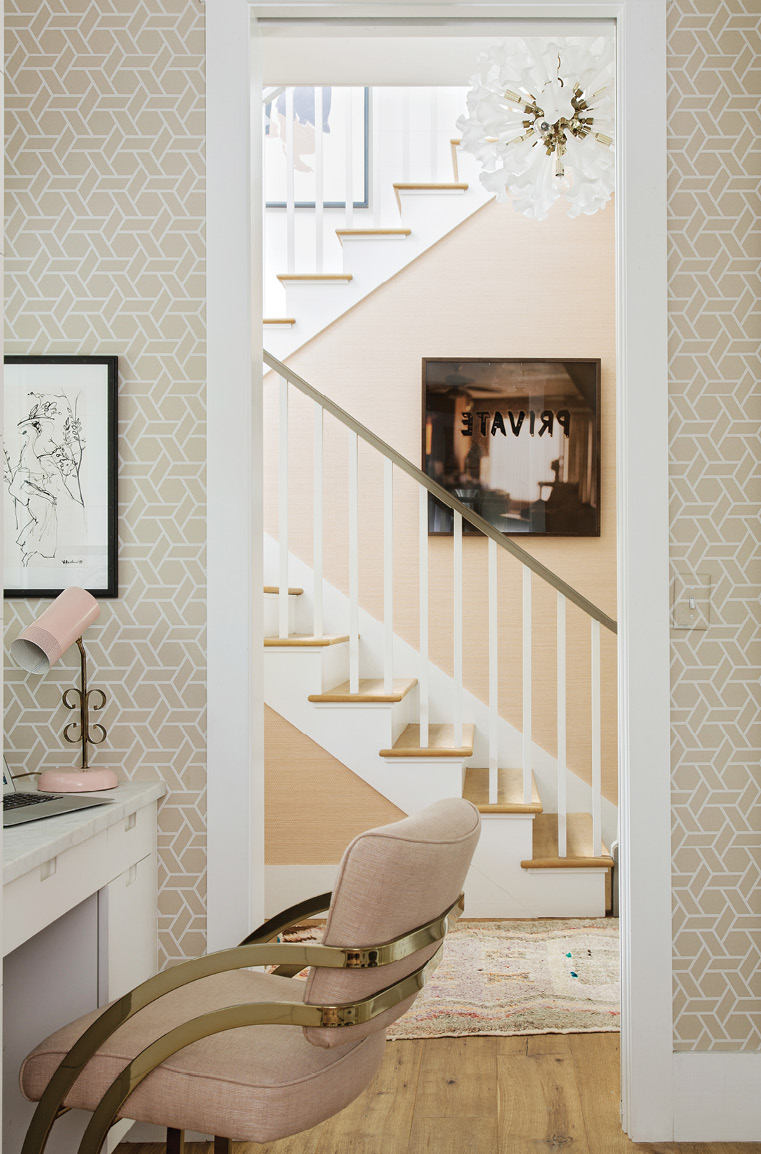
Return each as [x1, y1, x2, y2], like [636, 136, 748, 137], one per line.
[3, 355, 118, 598]
[423, 357, 601, 538]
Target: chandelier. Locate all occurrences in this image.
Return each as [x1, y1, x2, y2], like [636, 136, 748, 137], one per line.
[457, 37, 615, 221]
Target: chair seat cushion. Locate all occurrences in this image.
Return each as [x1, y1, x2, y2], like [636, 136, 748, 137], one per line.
[21, 968, 385, 1143]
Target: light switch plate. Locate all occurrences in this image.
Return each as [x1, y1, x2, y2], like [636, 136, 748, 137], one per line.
[672, 571, 711, 630]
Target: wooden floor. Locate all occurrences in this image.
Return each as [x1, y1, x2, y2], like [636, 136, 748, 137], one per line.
[118, 1033, 761, 1154]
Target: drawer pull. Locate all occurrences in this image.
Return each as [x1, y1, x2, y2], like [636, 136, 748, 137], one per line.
[125, 813, 137, 831]
[40, 858, 57, 882]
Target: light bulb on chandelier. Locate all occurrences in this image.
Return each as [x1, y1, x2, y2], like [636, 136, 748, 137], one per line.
[457, 37, 616, 221]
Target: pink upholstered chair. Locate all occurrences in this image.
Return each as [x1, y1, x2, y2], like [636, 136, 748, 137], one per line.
[20, 798, 480, 1154]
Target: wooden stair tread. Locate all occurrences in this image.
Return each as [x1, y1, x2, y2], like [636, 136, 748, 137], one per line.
[380, 723, 474, 758]
[392, 182, 468, 191]
[521, 813, 613, 869]
[263, 586, 303, 595]
[276, 273, 353, 282]
[263, 317, 296, 325]
[336, 228, 411, 238]
[463, 768, 542, 814]
[264, 634, 349, 647]
[308, 678, 417, 703]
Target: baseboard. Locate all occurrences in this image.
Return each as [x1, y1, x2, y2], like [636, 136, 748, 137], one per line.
[672, 1051, 761, 1141]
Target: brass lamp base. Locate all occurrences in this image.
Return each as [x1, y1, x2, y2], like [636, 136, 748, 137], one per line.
[37, 767, 118, 793]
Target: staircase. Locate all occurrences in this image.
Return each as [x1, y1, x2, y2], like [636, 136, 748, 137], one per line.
[263, 85, 492, 359]
[261, 352, 616, 920]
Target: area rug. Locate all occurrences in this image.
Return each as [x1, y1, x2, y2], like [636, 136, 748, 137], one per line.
[281, 918, 620, 1038]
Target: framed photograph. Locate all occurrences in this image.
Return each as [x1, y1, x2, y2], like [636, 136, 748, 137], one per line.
[264, 86, 369, 208]
[423, 357, 601, 537]
[3, 355, 118, 598]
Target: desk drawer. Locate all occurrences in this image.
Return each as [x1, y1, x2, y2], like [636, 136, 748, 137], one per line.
[106, 800, 156, 876]
[4, 828, 110, 955]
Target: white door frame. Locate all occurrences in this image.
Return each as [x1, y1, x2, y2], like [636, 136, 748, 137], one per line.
[206, 0, 673, 1140]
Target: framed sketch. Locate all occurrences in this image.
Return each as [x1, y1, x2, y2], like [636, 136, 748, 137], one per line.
[3, 355, 118, 598]
[423, 357, 601, 537]
[264, 86, 369, 208]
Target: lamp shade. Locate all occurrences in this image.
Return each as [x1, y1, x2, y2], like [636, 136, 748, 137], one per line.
[11, 587, 100, 675]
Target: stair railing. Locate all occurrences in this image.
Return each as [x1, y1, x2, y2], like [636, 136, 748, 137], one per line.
[265, 349, 617, 859]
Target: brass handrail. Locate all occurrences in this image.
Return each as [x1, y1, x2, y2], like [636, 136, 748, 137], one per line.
[263, 349, 617, 634]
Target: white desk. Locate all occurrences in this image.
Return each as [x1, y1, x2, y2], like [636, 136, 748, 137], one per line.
[3, 780, 166, 1154]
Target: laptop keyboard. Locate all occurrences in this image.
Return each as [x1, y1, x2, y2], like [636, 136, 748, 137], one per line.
[4, 792, 64, 809]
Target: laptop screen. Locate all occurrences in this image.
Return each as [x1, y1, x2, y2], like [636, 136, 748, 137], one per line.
[3, 759, 18, 795]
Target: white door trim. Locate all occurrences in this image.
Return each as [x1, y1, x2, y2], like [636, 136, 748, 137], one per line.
[207, 0, 673, 1139]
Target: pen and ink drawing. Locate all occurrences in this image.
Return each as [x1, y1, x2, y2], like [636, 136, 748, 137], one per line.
[4, 391, 87, 567]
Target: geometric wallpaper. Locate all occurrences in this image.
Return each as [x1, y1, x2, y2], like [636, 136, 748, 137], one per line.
[4, 0, 207, 968]
[667, 0, 761, 1049]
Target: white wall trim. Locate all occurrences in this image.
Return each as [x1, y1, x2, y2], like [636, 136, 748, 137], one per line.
[206, 0, 264, 951]
[673, 1053, 761, 1142]
[208, 0, 675, 1138]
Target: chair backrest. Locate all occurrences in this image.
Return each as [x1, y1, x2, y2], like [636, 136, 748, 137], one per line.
[302, 797, 480, 1048]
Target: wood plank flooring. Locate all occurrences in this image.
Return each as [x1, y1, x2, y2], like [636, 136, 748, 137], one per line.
[117, 1034, 761, 1154]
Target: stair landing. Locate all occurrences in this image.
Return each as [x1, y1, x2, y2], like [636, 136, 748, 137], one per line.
[463, 767, 542, 814]
[380, 723, 474, 758]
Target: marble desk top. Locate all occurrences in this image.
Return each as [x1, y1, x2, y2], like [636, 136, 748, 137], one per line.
[3, 779, 167, 886]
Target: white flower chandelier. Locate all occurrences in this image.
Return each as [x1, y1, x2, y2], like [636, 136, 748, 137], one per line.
[457, 37, 616, 221]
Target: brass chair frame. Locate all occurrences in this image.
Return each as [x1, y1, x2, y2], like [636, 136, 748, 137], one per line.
[22, 891, 464, 1154]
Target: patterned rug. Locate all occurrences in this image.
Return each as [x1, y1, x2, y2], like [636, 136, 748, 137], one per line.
[282, 918, 619, 1038]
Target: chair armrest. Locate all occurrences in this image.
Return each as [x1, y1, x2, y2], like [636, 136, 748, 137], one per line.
[238, 890, 333, 946]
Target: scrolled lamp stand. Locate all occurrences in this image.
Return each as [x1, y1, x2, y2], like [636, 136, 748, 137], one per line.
[11, 587, 117, 793]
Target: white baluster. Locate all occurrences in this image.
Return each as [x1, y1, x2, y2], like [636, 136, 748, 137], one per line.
[372, 87, 382, 227]
[419, 487, 429, 747]
[557, 592, 567, 858]
[313, 405, 323, 638]
[591, 618, 602, 857]
[402, 89, 410, 182]
[344, 87, 354, 230]
[314, 86, 324, 274]
[488, 538, 498, 805]
[522, 566, 532, 805]
[348, 429, 359, 694]
[453, 510, 463, 748]
[278, 377, 289, 638]
[429, 87, 438, 181]
[383, 458, 393, 694]
[285, 87, 295, 274]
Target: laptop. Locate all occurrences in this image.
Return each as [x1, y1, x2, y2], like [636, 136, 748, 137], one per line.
[3, 760, 113, 827]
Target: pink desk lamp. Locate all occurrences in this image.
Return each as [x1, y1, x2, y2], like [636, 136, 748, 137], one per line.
[11, 587, 118, 793]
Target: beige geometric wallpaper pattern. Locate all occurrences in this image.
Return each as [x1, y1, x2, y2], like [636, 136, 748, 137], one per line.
[4, 0, 207, 968]
[668, 0, 761, 1050]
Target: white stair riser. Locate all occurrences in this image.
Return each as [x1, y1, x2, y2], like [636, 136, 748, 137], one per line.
[265, 865, 339, 918]
[340, 235, 421, 282]
[311, 687, 417, 747]
[264, 643, 348, 700]
[263, 592, 297, 638]
[464, 861, 607, 918]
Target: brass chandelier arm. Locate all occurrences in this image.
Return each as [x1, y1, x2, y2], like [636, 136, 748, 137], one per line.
[238, 890, 334, 946]
[21, 896, 462, 1154]
[76, 946, 444, 1154]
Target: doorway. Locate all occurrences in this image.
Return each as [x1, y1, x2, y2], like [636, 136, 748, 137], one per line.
[205, 1, 672, 1141]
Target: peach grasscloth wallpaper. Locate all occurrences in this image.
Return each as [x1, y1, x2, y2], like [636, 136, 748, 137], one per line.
[667, 0, 761, 1050]
[3, 0, 207, 968]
